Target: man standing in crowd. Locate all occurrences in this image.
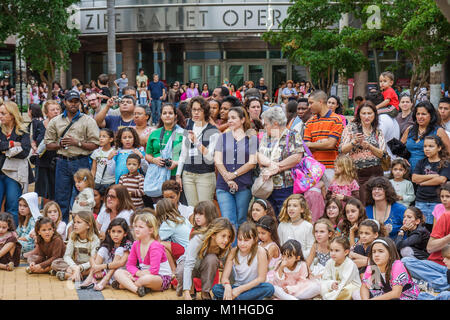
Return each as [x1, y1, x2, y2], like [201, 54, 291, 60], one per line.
[256, 77, 268, 99]
[438, 97, 450, 132]
[148, 73, 166, 126]
[136, 68, 148, 87]
[44, 90, 99, 222]
[95, 94, 136, 132]
[303, 90, 344, 187]
[211, 86, 230, 103]
[297, 98, 313, 124]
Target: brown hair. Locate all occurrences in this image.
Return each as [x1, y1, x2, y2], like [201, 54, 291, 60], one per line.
[43, 100, 61, 116]
[161, 180, 182, 196]
[198, 217, 235, 260]
[341, 197, 367, 237]
[155, 198, 185, 225]
[18, 198, 32, 228]
[331, 235, 351, 251]
[35, 216, 62, 245]
[191, 201, 220, 237]
[380, 71, 394, 82]
[235, 221, 259, 266]
[405, 207, 425, 225]
[43, 201, 63, 226]
[188, 96, 210, 120]
[279, 194, 312, 223]
[368, 237, 400, 285]
[313, 218, 335, 248]
[365, 176, 398, 206]
[321, 198, 344, 228]
[389, 158, 410, 180]
[71, 211, 100, 242]
[247, 199, 277, 223]
[228, 106, 252, 132]
[105, 185, 135, 214]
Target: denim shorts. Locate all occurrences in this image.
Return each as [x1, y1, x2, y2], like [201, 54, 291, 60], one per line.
[415, 201, 439, 225]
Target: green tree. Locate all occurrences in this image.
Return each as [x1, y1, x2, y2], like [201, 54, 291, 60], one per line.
[0, 0, 81, 85]
[263, 0, 373, 94]
[359, 0, 450, 103]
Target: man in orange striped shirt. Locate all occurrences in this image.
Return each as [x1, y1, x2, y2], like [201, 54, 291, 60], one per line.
[303, 90, 344, 187]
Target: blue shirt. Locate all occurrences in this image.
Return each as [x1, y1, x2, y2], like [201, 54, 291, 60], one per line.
[104, 115, 135, 133]
[148, 81, 165, 100]
[113, 148, 145, 183]
[366, 202, 406, 239]
[406, 126, 439, 172]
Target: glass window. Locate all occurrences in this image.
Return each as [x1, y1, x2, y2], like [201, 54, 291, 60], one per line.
[227, 51, 266, 59]
[292, 65, 307, 83]
[269, 50, 283, 59]
[186, 51, 222, 60]
[206, 65, 221, 89]
[228, 65, 244, 88]
[368, 60, 377, 83]
[249, 65, 264, 86]
[272, 65, 287, 99]
[188, 65, 203, 84]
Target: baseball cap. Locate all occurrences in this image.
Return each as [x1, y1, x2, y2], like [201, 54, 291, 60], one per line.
[65, 90, 80, 101]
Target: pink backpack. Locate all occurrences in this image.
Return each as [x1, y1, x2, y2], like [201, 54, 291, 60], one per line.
[285, 133, 325, 194]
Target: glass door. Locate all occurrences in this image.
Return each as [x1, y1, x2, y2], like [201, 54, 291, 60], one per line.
[206, 64, 221, 89]
[228, 64, 244, 88]
[272, 65, 287, 102]
[188, 65, 203, 85]
[248, 64, 264, 86]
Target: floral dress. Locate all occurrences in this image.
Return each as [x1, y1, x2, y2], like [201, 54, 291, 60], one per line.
[362, 260, 419, 300]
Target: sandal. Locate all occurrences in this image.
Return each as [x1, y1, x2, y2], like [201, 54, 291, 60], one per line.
[25, 266, 32, 274]
[201, 291, 212, 300]
[137, 286, 151, 297]
[6, 262, 14, 272]
[80, 282, 95, 290]
[94, 282, 106, 291]
[56, 271, 66, 281]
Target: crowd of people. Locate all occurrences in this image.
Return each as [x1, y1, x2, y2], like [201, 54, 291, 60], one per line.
[0, 68, 449, 301]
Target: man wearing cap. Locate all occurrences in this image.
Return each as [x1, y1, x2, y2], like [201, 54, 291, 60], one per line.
[44, 90, 100, 222]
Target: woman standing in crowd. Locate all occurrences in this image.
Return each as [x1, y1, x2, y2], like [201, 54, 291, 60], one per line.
[365, 176, 406, 239]
[133, 105, 152, 149]
[244, 96, 264, 134]
[229, 84, 242, 102]
[34, 100, 61, 203]
[208, 99, 222, 127]
[339, 102, 386, 204]
[145, 103, 185, 203]
[186, 82, 199, 99]
[0, 101, 33, 226]
[396, 93, 415, 137]
[176, 96, 220, 207]
[201, 83, 211, 99]
[257, 107, 304, 215]
[214, 107, 257, 238]
[328, 95, 346, 127]
[401, 101, 450, 172]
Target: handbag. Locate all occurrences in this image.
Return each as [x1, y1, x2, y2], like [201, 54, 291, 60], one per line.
[143, 127, 179, 197]
[287, 134, 325, 194]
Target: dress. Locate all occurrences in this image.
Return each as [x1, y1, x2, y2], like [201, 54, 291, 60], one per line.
[271, 261, 321, 300]
[278, 220, 315, 258]
[362, 260, 419, 300]
[260, 241, 281, 282]
[320, 256, 361, 300]
[304, 186, 325, 223]
[310, 249, 331, 278]
[17, 217, 36, 253]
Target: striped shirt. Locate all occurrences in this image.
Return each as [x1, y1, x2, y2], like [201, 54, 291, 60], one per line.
[118, 172, 145, 208]
[303, 110, 344, 168]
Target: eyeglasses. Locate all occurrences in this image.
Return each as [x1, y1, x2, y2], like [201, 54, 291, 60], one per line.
[191, 108, 204, 113]
[106, 194, 117, 199]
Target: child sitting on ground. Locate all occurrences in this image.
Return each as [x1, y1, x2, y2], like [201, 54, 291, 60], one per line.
[0, 212, 21, 271]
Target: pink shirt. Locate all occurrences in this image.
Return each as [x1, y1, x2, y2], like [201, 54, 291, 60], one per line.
[126, 240, 168, 276]
[431, 204, 447, 222]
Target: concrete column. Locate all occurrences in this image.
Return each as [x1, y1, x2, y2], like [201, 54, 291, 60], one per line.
[353, 43, 369, 100]
[337, 13, 349, 107]
[430, 63, 443, 109]
[122, 39, 138, 87]
[15, 37, 28, 108]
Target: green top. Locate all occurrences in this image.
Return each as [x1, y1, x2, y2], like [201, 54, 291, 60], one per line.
[146, 126, 184, 176]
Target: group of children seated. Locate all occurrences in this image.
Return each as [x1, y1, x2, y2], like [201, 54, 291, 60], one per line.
[0, 164, 448, 300]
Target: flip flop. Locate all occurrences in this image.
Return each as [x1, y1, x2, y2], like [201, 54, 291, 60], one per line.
[80, 282, 95, 290]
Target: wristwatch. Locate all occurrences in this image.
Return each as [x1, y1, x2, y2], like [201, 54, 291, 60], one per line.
[78, 141, 82, 147]
[233, 171, 238, 177]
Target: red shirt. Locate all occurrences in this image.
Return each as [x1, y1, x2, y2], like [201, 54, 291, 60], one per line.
[428, 211, 450, 266]
[382, 87, 399, 110]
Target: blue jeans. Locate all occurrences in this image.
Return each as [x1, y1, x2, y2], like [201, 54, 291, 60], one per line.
[401, 257, 449, 292]
[54, 156, 91, 223]
[212, 283, 274, 300]
[138, 97, 147, 106]
[151, 99, 162, 124]
[0, 175, 23, 226]
[216, 188, 252, 244]
[268, 186, 293, 218]
[418, 291, 450, 300]
[415, 201, 439, 225]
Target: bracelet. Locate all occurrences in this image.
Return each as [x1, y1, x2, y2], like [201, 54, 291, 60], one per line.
[106, 263, 109, 270]
[223, 281, 231, 285]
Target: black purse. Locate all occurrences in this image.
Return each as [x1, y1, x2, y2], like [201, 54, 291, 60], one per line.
[387, 138, 411, 159]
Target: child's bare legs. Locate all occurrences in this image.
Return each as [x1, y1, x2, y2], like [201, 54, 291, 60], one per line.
[161, 241, 176, 274]
[81, 255, 104, 287]
[64, 266, 91, 281]
[0, 262, 14, 271]
[94, 254, 124, 291]
[114, 269, 140, 293]
[135, 274, 163, 291]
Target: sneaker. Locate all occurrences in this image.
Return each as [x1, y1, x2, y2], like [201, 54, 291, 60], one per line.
[49, 270, 57, 276]
[137, 286, 151, 297]
[56, 271, 66, 281]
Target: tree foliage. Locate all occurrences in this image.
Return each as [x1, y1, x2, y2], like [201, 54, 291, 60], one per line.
[0, 0, 81, 85]
[263, 0, 450, 99]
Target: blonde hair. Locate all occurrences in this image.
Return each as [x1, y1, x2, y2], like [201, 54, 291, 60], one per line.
[134, 213, 159, 240]
[334, 154, 358, 182]
[71, 211, 100, 242]
[313, 218, 335, 249]
[198, 217, 235, 260]
[1, 101, 28, 135]
[43, 100, 61, 116]
[43, 201, 63, 226]
[74, 168, 95, 189]
[279, 194, 312, 223]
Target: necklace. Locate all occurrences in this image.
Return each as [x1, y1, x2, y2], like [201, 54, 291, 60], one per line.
[374, 203, 389, 223]
[291, 216, 303, 224]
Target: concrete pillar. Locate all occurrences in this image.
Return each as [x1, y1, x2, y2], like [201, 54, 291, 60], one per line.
[122, 39, 138, 87]
[337, 13, 349, 107]
[15, 37, 28, 108]
[430, 63, 443, 109]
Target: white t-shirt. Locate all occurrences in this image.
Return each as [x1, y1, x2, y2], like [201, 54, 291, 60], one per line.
[90, 148, 116, 184]
[378, 114, 400, 159]
[97, 205, 133, 234]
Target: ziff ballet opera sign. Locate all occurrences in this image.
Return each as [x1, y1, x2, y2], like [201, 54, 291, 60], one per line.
[79, 5, 289, 34]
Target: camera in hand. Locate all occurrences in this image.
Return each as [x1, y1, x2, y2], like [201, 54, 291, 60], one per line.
[162, 158, 172, 168]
